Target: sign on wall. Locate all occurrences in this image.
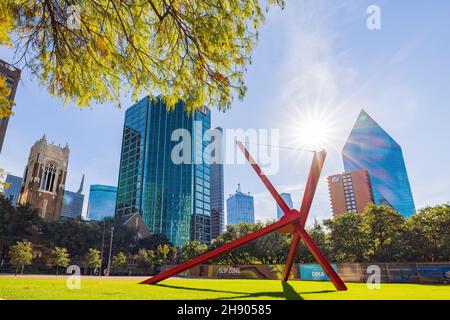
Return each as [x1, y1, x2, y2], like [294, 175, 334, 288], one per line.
[299, 264, 338, 281]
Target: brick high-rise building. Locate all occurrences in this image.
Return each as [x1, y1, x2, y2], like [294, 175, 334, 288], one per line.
[0, 59, 21, 154]
[19, 135, 69, 220]
[327, 169, 374, 218]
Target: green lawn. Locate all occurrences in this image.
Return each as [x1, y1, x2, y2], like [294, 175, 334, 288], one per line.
[0, 277, 449, 300]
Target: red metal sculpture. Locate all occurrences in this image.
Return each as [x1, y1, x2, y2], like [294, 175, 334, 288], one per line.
[141, 141, 347, 291]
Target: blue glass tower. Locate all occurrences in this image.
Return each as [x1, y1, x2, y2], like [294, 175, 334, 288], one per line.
[61, 175, 84, 219]
[226, 184, 255, 225]
[342, 110, 415, 217]
[276, 193, 293, 220]
[4, 174, 22, 207]
[87, 185, 117, 221]
[115, 96, 211, 247]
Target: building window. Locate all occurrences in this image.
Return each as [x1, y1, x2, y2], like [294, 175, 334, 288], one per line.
[40, 163, 57, 192]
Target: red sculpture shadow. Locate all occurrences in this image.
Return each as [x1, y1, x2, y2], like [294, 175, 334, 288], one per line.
[141, 141, 347, 291]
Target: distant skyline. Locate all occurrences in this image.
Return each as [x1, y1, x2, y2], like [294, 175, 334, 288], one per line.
[1, 0, 450, 224]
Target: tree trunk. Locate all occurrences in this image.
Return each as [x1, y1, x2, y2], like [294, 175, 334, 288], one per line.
[21, 264, 24, 275]
[56, 266, 59, 276]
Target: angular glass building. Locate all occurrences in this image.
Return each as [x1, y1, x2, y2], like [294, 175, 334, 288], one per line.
[342, 110, 415, 217]
[87, 185, 117, 221]
[227, 184, 255, 225]
[115, 96, 211, 247]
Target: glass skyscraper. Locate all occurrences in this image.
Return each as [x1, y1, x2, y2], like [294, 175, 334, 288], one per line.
[227, 184, 255, 225]
[61, 175, 84, 219]
[276, 193, 293, 220]
[87, 185, 117, 221]
[115, 96, 211, 247]
[342, 110, 415, 217]
[210, 127, 225, 239]
[3, 174, 22, 207]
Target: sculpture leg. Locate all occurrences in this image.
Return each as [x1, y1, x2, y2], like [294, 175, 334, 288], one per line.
[297, 228, 347, 291]
[282, 232, 301, 282]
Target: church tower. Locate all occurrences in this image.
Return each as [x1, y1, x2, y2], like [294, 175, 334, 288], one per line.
[19, 135, 69, 220]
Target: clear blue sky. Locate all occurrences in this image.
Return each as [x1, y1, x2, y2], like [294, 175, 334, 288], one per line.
[1, 0, 449, 223]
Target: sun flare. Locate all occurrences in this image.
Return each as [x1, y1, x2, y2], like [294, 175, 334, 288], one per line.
[296, 118, 332, 151]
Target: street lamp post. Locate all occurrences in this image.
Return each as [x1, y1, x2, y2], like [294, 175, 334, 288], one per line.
[106, 226, 114, 276]
[99, 221, 106, 276]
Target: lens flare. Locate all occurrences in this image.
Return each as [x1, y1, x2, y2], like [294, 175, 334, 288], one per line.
[296, 118, 332, 151]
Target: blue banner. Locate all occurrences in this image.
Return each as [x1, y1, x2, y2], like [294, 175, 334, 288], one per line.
[299, 264, 338, 281]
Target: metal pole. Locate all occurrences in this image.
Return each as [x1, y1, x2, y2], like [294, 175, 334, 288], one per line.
[99, 221, 106, 276]
[106, 226, 114, 276]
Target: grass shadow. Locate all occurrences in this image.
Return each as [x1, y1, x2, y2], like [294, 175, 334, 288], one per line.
[154, 283, 286, 300]
[153, 282, 335, 300]
[282, 282, 303, 300]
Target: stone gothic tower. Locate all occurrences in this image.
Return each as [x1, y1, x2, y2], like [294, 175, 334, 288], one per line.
[19, 135, 69, 220]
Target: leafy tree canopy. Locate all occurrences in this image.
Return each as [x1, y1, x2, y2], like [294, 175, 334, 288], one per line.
[50, 246, 70, 267]
[181, 240, 208, 262]
[85, 248, 101, 268]
[112, 251, 128, 269]
[0, 0, 284, 112]
[9, 241, 33, 273]
[0, 198, 43, 257]
[50, 246, 70, 274]
[136, 248, 155, 269]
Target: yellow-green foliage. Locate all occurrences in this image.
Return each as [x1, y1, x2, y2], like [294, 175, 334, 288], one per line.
[8, 241, 33, 268]
[0, 77, 14, 118]
[0, 0, 284, 112]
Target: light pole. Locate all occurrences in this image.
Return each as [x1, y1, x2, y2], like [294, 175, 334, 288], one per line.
[106, 226, 114, 276]
[99, 221, 106, 276]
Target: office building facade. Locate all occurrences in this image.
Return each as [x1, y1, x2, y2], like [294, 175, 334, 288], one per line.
[327, 169, 374, 217]
[276, 193, 293, 219]
[19, 135, 69, 220]
[226, 184, 255, 225]
[342, 110, 415, 217]
[87, 184, 117, 221]
[0, 59, 21, 154]
[115, 96, 211, 247]
[3, 174, 22, 206]
[61, 175, 84, 219]
[210, 127, 225, 238]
